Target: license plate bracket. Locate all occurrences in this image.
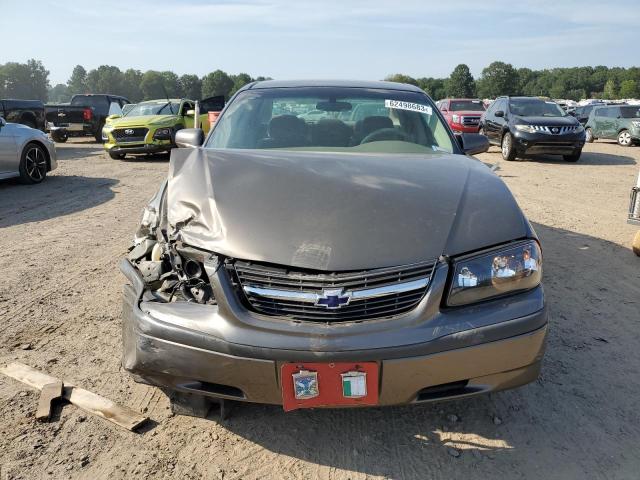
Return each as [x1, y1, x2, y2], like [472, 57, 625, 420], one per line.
[281, 362, 379, 412]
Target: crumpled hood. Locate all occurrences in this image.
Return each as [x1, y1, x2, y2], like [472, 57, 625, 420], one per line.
[167, 148, 527, 270]
[112, 115, 177, 127]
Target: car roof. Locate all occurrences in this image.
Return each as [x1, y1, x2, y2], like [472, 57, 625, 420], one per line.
[244, 79, 425, 93]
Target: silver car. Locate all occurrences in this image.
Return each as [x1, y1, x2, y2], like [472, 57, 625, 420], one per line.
[0, 117, 57, 184]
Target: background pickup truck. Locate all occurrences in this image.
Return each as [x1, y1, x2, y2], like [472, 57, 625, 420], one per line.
[436, 98, 486, 133]
[45, 94, 130, 142]
[0, 99, 46, 130]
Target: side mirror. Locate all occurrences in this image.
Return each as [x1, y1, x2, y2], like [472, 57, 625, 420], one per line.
[494, 110, 504, 118]
[441, 108, 448, 113]
[175, 128, 204, 148]
[185, 109, 195, 116]
[106, 114, 122, 121]
[0, 117, 5, 127]
[458, 133, 489, 156]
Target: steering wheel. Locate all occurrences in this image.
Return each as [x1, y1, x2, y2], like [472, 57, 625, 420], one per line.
[360, 128, 410, 144]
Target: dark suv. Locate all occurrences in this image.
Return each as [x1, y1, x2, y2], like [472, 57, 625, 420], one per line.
[480, 96, 585, 162]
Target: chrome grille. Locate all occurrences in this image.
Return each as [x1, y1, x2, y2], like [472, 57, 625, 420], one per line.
[229, 260, 435, 322]
[529, 125, 580, 134]
[461, 116, 480, 127]
[112, 127, 148, 143]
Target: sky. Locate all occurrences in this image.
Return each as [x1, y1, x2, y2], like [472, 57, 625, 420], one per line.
[1, 0, 638, 85]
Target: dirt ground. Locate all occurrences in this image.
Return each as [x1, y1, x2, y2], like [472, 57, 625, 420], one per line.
[1, 138, 639, 480]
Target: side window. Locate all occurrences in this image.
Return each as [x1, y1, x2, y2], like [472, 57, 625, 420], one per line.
[494, 99, 506, 114]
[604, 108, 617, 118]
[108, 101, 122, 116]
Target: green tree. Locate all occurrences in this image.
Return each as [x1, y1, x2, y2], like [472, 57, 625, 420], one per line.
[476, 61, 519, 98]
[86, 65, 123, 94]
[384, 74, 418, 86]
[0, 60, 50, 100]
[49, 83, 70, 103]
[230, 73, 253, 96]
[140, 71, 167, 100]
[618, 79, 639, 99]
[202, 70, 234, 98]
[603, 78, 618, 99]
[416, 77, 446, 100]
[446, 64, 476, 98]
[121, 69, 143, 102]
[67, 65, 88, 95]
[179, 74, 202, 99]
[161, 71, 181, 97]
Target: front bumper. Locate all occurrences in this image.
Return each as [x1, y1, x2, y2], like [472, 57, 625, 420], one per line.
[44, 138, 57, 171]
[450, 124, 480, 133]
[121, 256, 548, 407]
[106, 143, 172, 155]
[513, 130, 585, 155]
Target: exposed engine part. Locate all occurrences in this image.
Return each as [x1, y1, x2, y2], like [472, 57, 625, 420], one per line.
[151, 243, 163, 262]
[138, 261, 164, 284]
[183, 259, 203, 279]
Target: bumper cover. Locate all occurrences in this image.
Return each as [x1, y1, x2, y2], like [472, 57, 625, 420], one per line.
[513, 130, 585, 155]
[107, 143, 172, 155]
[121, 258, 548, 406]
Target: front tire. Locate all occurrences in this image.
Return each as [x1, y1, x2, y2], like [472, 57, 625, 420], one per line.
[563, 150, 582, 162]
[108, 151, 125, 160]
[618, 130, 632, 147]
[19, 143, 48, 184]
[501, 132, 517, 161]
[94, 122, 105, 143]
[585, 128, 594, 143]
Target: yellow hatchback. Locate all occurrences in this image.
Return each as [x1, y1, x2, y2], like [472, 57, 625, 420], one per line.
[102, 99, 212, 159]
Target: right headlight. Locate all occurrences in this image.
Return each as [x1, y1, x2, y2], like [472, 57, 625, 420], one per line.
[514, 124, 536, 133]
[447, 240, 542, 307]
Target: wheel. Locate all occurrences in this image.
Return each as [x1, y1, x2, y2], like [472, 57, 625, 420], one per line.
[618, 130, 632, 147]
[94, 122, 105, 143]
[501, 132, 517, 161]
[633, 231, 640, 256]
[18, 143, 48, 184]
[585, 127, 594, 143]
[563, 150, 581, 162]
[108, 151, 125, 160]
[51, 129, 68, 143]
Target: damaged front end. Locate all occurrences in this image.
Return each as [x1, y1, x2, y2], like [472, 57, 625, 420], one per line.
[126, 180, 218, 307]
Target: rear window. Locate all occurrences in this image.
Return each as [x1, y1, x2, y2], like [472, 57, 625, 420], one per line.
[620, 106, 640, 118]
[71, 96, 109, 108]
[449, 100, 485, 112]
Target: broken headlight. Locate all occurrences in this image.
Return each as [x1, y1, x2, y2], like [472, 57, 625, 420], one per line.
[447, 240, 542, 307]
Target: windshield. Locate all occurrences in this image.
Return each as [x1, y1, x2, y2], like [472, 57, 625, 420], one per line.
[620, 106, 640, 118]
[206, 87, 455, 154]
[509, 99, 566, 117]
[450, 100, 485, 112]
[126, 101, 180, 116]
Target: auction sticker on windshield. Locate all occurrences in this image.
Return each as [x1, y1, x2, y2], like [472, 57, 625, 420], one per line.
[385, 99, 432, 115]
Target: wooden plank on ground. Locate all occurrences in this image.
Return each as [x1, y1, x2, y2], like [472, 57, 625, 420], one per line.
[0, 362, 147, 431]
[36, 380, 63, 421]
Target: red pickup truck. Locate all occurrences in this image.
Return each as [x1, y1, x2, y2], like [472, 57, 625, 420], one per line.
[436, 98, 485, 133]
